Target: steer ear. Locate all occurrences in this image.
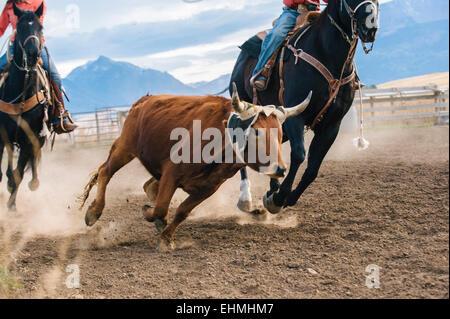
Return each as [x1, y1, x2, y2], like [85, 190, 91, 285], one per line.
[231, 82, 245, 114]
[35, 1, 44, 19]
[13, 2, 24, 19]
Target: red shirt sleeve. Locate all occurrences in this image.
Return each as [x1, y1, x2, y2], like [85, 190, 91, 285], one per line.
[283, 0, 326, 8]
[39, 0, 47, 25]
[0, 4, 11, 38]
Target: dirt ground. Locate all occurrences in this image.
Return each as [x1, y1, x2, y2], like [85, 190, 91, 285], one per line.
[0, 126, 448, 299]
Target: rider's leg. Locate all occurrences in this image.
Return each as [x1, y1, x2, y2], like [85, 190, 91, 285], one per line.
[0, 53, 8, 71]
[40, 46, 63, 91]
[40, 46, 77, 133]
[251, 7, 299, 90]
[0, 45, 14, 72]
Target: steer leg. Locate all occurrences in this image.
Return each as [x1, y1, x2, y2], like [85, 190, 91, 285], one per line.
[143, 177, 160, 203]
[159, 192, 211, 251]
[142, 173, 177, 234]
[85, 140, 135, 226]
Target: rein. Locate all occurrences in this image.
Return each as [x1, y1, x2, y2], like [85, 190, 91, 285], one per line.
[0, 30, 47, 142]
[280, 0, 376, 130]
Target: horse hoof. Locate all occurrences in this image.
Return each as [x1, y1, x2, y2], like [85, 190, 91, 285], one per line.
[237, 199, 252, 213]
[263, 193, 282, 215]
[8, 204, 17, 212]
[85, 207, 101, 227]
[28, 179, 40, 192]
[156, 238, 175, 252]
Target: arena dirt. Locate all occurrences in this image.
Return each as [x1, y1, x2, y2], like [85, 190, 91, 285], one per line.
[0, 126, 448, 299]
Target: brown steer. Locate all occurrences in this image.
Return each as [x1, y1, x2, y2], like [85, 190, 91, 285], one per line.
[80, 84, 311, 251]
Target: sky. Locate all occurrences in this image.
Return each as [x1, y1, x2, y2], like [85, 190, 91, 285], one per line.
[0, 0, 393, 83]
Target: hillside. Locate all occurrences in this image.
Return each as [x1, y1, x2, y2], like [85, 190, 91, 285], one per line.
[378, 72, 449, 89]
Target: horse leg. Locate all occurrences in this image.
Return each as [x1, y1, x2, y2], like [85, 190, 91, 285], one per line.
[142, 173, 178, 234]
[237, 168, 253, 212]
[159, 192, 211, 251]
[85, 139, 135, 226]
[285, 123, 340, 207]
[7, 145, 32, 211]
[264, 116, 306, 213]
[28, 147, 41, 191]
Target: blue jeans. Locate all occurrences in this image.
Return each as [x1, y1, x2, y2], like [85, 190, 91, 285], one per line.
[252, 7, 300, 78]
[0, 44, 63, 91]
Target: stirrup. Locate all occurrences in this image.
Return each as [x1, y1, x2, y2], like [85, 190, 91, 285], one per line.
[53, 111, 77, 134]
[250, 74, 268, 92]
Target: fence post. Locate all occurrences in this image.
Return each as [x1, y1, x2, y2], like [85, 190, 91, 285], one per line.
[95, 110, 100, 145]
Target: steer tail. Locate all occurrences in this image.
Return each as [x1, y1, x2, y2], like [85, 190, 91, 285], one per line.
[78, 171, 99, 210]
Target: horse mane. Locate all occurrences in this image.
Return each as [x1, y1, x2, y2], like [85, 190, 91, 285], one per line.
[310, 0, 337, 29]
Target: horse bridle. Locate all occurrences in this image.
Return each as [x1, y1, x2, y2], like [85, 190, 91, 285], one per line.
[13, 34, 42, 72]
[335, 0, 377, 54]
[7, 34, 42, 105]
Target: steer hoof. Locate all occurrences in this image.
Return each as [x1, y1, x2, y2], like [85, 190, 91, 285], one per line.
[85, 205, 101, 227]
[156, 238, 175, 252]
[28, 179, 40, 192]
[142, 205, 156, 222]
[263, 193, 282, 215]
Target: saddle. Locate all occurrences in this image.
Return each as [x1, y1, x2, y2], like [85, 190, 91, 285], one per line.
[252, 11, 322, 90]
[242, 10, 359, 131]
[0, 58, 74, 134]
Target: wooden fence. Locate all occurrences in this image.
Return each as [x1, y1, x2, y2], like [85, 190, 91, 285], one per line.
[63, 86, 449, 148]
[355, 85, 449, 127]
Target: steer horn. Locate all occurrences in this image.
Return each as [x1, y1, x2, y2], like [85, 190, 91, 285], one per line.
[282, 91, 313, 120]
[231, 82, 245, 114]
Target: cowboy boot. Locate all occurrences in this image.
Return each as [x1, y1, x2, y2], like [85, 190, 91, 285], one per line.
[53, 102, 78, 134]
[250, 74, 268, 91]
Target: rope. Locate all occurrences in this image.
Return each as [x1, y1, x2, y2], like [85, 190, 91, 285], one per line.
[353, 64, 370, 151]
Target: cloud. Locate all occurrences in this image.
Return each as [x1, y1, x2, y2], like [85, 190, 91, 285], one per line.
[41, 0, 395, 82]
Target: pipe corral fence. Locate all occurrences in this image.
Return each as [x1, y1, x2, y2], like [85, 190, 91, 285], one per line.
[59, 86, 449, 148]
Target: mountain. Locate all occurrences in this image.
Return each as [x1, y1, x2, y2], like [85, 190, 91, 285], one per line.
[63, 0, 448, 112]
[64, 56, 231, 112]
[190, 74, 231, 96]
[64, 56, 197, 112]
[355, 0, 449, 85]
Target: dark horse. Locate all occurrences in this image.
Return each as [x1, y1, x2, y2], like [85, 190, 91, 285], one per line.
[230, 0, 379, 214]
[0, 2, 48, 211]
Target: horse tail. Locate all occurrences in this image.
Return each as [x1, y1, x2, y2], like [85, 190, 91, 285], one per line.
[78, 171, 99, 210]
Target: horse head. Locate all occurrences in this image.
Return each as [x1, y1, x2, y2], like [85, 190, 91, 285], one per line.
[13, 1, 44, 69]
[333, 0, 379, 44]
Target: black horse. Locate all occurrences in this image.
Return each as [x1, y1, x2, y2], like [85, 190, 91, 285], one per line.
[230, 0, 379, 214]
[0, 2, 49, 211]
